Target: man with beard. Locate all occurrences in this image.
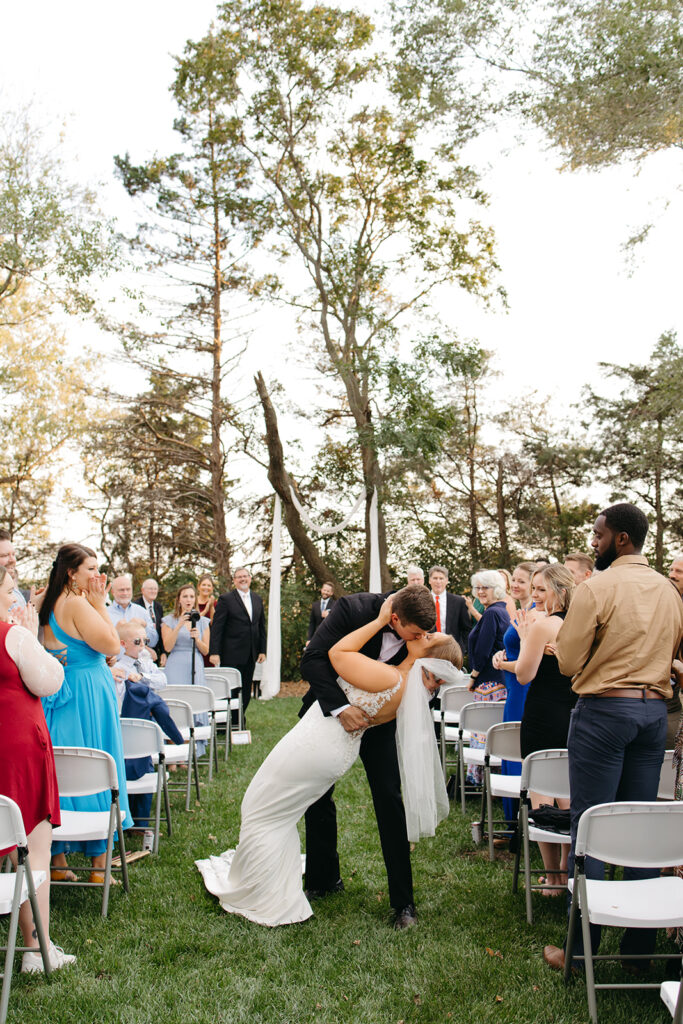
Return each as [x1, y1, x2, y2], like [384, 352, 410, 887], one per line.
[543, 503, 683, 972]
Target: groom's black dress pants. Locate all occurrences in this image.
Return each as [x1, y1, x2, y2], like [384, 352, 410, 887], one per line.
[304, 718, 413, 910]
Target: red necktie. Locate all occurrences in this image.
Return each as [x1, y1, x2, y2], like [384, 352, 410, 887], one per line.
[435, 594, 441, 632]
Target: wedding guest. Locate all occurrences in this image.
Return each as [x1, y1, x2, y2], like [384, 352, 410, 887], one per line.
[0, 528, 26, 612]
[501, 565, 576, 893]
[464, 574, 484, 624]
[544, 503, 683, 972]
[428, 566, 470, 656]
[162, 584, 210, 753]
[492, 561, 538, 825]
[115, 622, 167, 700]
[406, 565, 425, 587]
[466, 571, 511, 782]
[39, 544, 132, 884]
[133, 578, 164, 661]
[0, 567, 75, 973]
[108, 575, 158, 652]
[497, 568, 518, 621]
[563, 552, 594, 586]
[306, 582, 336, 644]
[209, 567, 266, 724]
[196, 574, 217, 667]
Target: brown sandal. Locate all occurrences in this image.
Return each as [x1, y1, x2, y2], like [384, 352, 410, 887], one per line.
[51, 868, 78, 882]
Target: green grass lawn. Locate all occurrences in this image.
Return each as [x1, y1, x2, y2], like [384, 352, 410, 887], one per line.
[5, 697, 679, 1023]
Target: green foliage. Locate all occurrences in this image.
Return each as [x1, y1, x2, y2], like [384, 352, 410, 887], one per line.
[584, 330, 683, 569]
[0, 109, 114, 316]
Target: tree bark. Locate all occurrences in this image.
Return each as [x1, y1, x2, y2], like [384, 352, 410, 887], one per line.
[254, 372, 344, 593]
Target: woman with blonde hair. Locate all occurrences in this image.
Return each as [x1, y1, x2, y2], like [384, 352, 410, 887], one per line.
[496, 563, 576, 893]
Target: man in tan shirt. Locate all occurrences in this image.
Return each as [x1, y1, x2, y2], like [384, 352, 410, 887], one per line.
[544, 503, 683, 973]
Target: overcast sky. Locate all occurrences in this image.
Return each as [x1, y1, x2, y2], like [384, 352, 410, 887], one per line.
[2, 1, 682, 550]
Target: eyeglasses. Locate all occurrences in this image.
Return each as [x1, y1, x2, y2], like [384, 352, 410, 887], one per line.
[131, 638, 144, 646]
[475, 586, 492, 592]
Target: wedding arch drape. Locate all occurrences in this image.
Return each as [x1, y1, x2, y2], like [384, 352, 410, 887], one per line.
[258, 487, 381, 699]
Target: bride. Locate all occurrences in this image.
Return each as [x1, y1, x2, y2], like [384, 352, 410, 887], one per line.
[196, 596, 463, 926]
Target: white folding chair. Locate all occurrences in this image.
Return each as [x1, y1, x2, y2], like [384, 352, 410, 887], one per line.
[204, 668, 244, 757]
[164, 684, 217, 780]
[565, 801, 683, 1024]
[435, 683, 471, 781]
[512, 748, 571, 924]
[120, 718, 172, 854]
[162, 699, 199, 811]
[50, 747, 129, 917]
[205, 667, 244, 732]
[481, 721, 522, 861]
[0, 797, 51, 1024]
[662, 980, 683, 1023]
[457, 701, 506, 812]
[658, 750, 676, 800]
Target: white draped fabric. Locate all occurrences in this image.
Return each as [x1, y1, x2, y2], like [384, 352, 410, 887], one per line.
[396, 657, 461, 842]
[289, 486, 366, 535]
[260, 495, 282, 700]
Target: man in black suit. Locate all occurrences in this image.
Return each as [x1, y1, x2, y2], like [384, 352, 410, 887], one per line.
[300, 585, 436, 929]
[209, 566, 266, 721]
[428, 565, 470, 658]
[306, 581, 336, 644]
[133, 578, 165, 661]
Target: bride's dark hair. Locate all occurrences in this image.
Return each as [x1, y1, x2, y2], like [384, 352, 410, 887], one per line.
[38, 543, 97, 627]
[428, 635, 463, 670]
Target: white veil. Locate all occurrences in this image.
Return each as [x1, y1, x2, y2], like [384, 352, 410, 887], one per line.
[395, 658, 465, 843]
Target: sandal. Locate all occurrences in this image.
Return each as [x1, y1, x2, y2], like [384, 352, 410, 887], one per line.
[88, 871, 121, 886]
[51, 868, 78, 882]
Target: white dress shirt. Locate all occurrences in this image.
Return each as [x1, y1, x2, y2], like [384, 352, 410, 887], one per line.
[238, 589, 253, 620]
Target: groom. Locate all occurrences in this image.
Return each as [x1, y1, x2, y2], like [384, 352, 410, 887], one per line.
[300, 585, 436, 929]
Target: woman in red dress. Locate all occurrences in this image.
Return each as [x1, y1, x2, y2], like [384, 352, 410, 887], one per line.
[0, 565, 75, 972]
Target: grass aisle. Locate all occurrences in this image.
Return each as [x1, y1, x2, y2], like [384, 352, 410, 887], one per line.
[8, 697, 676, 1023]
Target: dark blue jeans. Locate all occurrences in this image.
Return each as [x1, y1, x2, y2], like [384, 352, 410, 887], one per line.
[566, 694, 667, 958]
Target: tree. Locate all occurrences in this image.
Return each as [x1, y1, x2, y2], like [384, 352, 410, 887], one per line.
[112, 31, 270, 579]
[584, 330, 683, 569]
[0, 108, 113, 320]
[0, 288, 89, 554]
[202, 0, 500, 587]
[392, 0, 683, 168]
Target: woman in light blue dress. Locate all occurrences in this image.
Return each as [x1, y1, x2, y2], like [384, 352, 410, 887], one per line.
[162, 584, 211, 754]
[39, 544, 132, 882]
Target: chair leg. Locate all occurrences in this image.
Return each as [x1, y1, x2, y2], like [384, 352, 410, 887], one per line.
[192, 738, 201, 802]
[24, 854, 51, 978]
[184, 744, 192, 812]
[207, 721, 214, 783]
[564, 868, 579, 982]
[511, 812, 522, 893]
[577, 875, 598, 1024]
[485, 769, 495, 861]
[116, 799, 129, 893]
[153, 772, 163, 855]
[440, 717, 446, 780]
[102, 804, 116, 918]
[459, 739, 466, 814]
[523, 806, 534, 926]
[0, 867, 24, 1024]
[162, 770, 173, 838]
[212, 719, 219, 775]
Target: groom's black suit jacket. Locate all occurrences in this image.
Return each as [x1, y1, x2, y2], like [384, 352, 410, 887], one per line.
[300, 592, 406, 717]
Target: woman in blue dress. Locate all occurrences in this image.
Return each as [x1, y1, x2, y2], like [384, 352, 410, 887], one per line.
[492, 562, 538, 826]
[161, 584, 211, 754]
[39, 544, 132, 883]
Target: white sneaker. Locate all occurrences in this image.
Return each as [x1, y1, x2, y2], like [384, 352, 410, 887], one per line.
[21, 941, 76, 973]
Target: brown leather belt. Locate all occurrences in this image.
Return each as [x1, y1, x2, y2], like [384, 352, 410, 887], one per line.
[594, 687, 665, 700]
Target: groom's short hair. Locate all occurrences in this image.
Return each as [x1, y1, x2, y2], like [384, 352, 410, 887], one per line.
[392, 586, 436, 631]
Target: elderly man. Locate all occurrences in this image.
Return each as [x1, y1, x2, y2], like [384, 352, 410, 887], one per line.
[563, 551, 594, 586]
[0, 529, 26, 612]
[134, 577, 164, 660]
[209, 567, 266, 722]
[406, 565, 425, 587]
[108, 575, 158, 650]
[544, 503, 683, 972]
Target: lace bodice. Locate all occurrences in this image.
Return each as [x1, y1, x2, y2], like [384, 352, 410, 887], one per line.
[338, 674, 403, 721]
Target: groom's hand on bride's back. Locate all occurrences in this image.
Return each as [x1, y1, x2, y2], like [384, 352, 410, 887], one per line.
[338, 706, 370, 732]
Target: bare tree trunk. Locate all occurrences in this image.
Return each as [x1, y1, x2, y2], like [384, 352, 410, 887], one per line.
[255, 373, 344, 593]
[209, 130, 231, 582]
[496, 460, 510, 566]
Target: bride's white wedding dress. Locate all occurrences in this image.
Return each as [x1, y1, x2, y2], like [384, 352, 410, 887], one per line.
[196, 659, 457, 927]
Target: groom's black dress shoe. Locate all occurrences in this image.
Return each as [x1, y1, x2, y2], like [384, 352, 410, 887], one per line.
[393, 904, 418, 930]
[304, 879, 345, 901]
